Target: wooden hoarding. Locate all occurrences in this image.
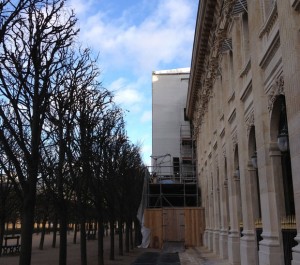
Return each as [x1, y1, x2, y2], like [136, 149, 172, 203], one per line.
[144, 207, 205, 249]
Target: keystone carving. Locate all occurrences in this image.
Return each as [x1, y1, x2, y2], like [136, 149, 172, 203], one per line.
[268, 75, 284, 112]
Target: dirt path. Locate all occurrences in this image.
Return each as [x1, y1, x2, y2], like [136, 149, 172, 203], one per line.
[0, 232, 157, 265]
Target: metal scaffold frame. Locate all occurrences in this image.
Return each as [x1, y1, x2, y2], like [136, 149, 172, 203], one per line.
[147, 124, 198, 208]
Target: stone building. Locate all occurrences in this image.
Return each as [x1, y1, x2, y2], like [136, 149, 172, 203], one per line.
[186, 0, 300, 265]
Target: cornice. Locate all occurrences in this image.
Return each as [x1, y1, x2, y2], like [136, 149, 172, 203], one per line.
[187, 0, 237, 133]
[187, 0, 216, 119]
[259, 3, 278, 38]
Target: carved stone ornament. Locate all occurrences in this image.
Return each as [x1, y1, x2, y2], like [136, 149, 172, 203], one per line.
[190, 0, 236, 128]
[268, 75, 284, 112]
[215, 155, 218, 166]
[222, 146, 226, 158]
[231, 130, 238, 151]
[245, 110, 254, 136]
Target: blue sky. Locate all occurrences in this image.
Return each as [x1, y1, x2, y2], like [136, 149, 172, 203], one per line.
[68, 0, 198, 166]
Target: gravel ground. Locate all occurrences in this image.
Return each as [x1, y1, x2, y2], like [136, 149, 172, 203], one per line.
[0, 232, 157, 265]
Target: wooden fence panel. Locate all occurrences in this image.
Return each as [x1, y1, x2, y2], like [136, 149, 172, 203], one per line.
[184, 207, 205, 247]
[144, 209, 163, 248]
[144, 207, 205, 248]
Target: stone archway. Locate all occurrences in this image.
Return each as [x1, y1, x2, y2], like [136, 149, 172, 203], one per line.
[270, 94, 296, 265]
[270, 95, 295, 218]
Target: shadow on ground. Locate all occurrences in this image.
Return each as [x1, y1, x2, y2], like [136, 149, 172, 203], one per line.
[131, 242, 184, 265]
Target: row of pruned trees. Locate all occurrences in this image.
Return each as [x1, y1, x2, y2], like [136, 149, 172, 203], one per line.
[0, 1, 146, 265]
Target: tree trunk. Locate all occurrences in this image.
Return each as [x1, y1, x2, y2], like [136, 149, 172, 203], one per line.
[134, 218, 142, 247]
[36, 222, 40, 234]
[0, 218, 5, 257]
[109, 220, 115, 260]
[73, 223, 78, 244]
[52, 218, 58, 248]
[80, 220, 87, 265]
[97, 220, 104, 265]
[39, 217, 47, 250]
[12, 221, 16, 235]
[19, 194, 36, 265]
[130, 222, 134, 250]
[118, 220, 123, 256]
[59, 208, 68, 265]
[125, 220, 130, 253]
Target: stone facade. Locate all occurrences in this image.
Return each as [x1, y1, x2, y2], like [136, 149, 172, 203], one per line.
[186, 1, 300, 265]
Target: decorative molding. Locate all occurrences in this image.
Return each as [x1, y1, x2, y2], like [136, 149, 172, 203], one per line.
[231, 130, 238, 149]
[222, 145, 226, 158]
[227, 90, 235, 103]
[268, 75, 284, 112]
[291, 0, 300, 11]
[189, 0, 237, 133]
[220, 127, 225, 138]
[228, 108, 236, 124]
[239, 59, 251, 78]
[240, 80, 252, 102]
[215, 154, 218, 166]
[208, 152, 212, 159]
[259, 30, 280, 69]
[213, 140, 218, 151]
[259, 3, 278, 38]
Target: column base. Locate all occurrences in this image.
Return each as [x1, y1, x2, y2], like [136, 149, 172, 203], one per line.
[258, 233, 283, 265]
[209, 229, 214, 251]
[228, 231, 241, 265]
[240, 230, 258, 265]
[219, 229, 228, 259]
[213, 230, 220, 255]
[292, 235, 300, 265]
[203, 229, 209, 248]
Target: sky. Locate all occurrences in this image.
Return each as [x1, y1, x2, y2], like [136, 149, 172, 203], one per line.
[67, 0, 198, 166]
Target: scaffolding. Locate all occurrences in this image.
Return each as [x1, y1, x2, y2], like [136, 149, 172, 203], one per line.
[180, 125, 196, 183]
[147, 124, 198, 208]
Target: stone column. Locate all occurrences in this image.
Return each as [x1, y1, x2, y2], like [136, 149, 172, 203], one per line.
[240, 161, 259, 265]
[256, 143, 284, 265]
[213, 154, 220, 255]
[276, 2, 300, 264]
[227, 144, 241, 265]
[219, 150, 229, 259]
[208, 159, 214, 251]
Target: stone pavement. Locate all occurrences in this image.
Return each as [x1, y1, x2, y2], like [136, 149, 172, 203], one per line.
[179, 247, 230, 265]
[131, 241, 230, 265]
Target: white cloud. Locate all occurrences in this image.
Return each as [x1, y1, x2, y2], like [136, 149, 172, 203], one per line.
[108, 77, 145, 109]
[141, 143, 152, 166]
[67, 0, 95, 15]
[67, 0, 197, 165]
[141, 111, 152, 123]
[115, 88, 142, 105]
[71, 0, 196, 74]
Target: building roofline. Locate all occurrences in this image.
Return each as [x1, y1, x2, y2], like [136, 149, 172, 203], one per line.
[152, 68, 190, 75]
[186, 0, 216, 120]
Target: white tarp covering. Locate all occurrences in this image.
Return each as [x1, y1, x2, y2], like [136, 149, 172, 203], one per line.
[137, 215, 151, 248]
[137, 170, 151, 248]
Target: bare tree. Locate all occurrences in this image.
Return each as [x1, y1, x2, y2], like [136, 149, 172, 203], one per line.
[89, 105, 124, 265]
[0, 1, 78, 264]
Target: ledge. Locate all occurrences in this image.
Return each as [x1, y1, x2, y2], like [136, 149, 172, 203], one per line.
[239, 79, 252, 102]
[259, 3, 278, 38]
[259, 30, 280, 69]
[227, 108, 236, 124]
[239, 59, 251, 78]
